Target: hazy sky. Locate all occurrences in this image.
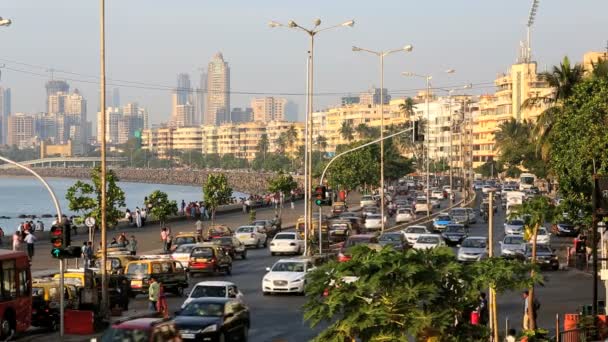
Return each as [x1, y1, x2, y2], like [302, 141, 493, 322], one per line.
[1, 0, 607, 126]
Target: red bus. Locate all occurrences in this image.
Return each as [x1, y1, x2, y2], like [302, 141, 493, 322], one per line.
[0, 250, 31, 338]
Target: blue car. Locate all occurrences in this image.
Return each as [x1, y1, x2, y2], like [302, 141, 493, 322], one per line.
[432, 214, 452, 231]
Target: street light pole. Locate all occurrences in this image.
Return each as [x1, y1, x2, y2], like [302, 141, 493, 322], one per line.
[352, 44, 413, 231]
[99, 0, 109, 319]
[0, 16, 11, 27]
[269, 18, 354, 255]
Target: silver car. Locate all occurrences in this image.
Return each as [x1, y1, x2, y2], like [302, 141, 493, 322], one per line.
[457, 236, 488, 262]
[504, 218, 525, 235]
[499, 234, 525, 257]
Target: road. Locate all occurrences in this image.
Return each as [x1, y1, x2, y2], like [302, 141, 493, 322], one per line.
[19, 190, 606, 341]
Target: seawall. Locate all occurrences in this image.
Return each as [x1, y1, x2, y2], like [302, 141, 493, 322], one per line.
[0, 167, 299, 195]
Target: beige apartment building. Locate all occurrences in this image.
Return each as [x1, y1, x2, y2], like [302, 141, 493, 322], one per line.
[251, 97, 287, 122]
[7, 113, 36, 148]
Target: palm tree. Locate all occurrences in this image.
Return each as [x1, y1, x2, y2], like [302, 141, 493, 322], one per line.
[340, 121, 354, 141]
[591, 57, 608, 80]
[275, 132, 288, 153]
[316, 135, 328, 163]
[286, 125, 298, 149]
[399, 97, 415, 118]
[257, 133, 269, 162]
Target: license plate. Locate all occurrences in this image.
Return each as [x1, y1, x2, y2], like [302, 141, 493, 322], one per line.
[181, 333, 195, 339]
[130, 280, 142, 287]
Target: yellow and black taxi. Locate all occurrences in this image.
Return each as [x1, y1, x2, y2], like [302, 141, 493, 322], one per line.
[188, 243, 233, 275]
[207, 225, 233, 240]
[172, 232, 203, 251]
[32, 279, 79, 331]
[95, 252, 140, 275]
[52, 268, 132, 310]
[124, 255, 189, 296]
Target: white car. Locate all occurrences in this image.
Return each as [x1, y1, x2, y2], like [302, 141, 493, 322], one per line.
[262, 258, 314, 295]
[443, 186, 452, 195]
[402, 225, 431, 245]
[171, 243, 197, 269]
[414, 197, 432, 215]
[364, 214, 385, 231]
[430, 198, 441, 209]
[395, 208, 414, 223]
[182, 281, 244, 308]
[360, 195, 376, 207]
[529, 227, 551, 245]
[270, 232, 304, 256]
[235, 225, 267, 248]
[457, 236, 489, 262]
[413, 234, 445, 250]
[431, 190, 444, 200]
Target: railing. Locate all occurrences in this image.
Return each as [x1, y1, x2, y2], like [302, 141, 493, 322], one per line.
[559, 328, 598, 342]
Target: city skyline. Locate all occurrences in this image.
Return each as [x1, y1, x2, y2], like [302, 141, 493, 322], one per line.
[0, 1, 607, 127]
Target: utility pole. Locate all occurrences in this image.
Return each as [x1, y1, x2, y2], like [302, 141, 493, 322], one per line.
[99, 0, 109, 319]
[488, 193, 499, 342]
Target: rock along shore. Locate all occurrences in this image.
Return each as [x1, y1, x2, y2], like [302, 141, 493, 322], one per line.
[0, 167, 300, 195]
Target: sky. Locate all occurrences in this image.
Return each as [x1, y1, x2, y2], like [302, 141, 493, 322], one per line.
[1, 0, 607, 126]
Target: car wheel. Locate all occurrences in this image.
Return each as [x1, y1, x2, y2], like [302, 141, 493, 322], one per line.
[50, 318, 59, 332]
[263, 291, 270, 296]
[0, 313, 15, 340]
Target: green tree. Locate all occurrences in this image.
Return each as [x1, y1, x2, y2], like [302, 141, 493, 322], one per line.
[202, 173, 233, 223]
[65, 167, 126, 228]
[326, 141, 378, 190]
[257, 133, 270, 162]
[304, 245, 539, 341]
[146, 190, 178, 227]
[267, 171, 298, 196]
[275, 132, 288, 153]
[508, 196, 556, 331]
[316, 135, 328, 163]
[339, 121, 354, 141]
[398, 97, 415, 118]
[474, 160, 504, 178]
[355, 123, 380, 139]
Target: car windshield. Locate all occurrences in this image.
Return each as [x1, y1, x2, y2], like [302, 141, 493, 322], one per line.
[174, 245, 195, 253]
[397, 209, 411, 214]
[190, 285, 226, 298]
[191, 247, 214, 258]
[504, 236, 524, 245]
[253, 221, 267, 226]
[451, 209, 466, 216]
[462, 239, 486, 248]
[361, 196, 373, 201]
[416, 199, 427, 204]
[379, 234, 401, 242]
[508, 220, 524, 226]
[126, 263, 147, 275]
[367, 214, 381, 220]
[436, 215, 451, 221]
[407, 227, 426, 234]
[445, 225, 464, 233]
[214, 237, 233, 245]
[180, 302, 224, 317]
[272, 262, 305, 272]
[236, 227, 254, 233]
[417, 236, 439, 244]
[274, 234, 295, 240]
[536, 245, 552, 254]
[174, 237, 196, 245]
[101, 328, 151, 342]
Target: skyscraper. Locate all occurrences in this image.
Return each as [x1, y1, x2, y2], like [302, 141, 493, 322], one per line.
[196, 70, 207, 125]
[7, 113, 35, 148]
[205, 53, 230, 125]
[45, 80, 69, 112]
[47, 89, 87, 144]
[251, 97, 287, 122]
[176, 73, 191, 105]
[0, 87, 11, 144]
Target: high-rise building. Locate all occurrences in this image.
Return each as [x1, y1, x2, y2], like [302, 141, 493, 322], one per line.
[196, 70, 207, 125]
[112, 88, 121, 108]
[359, 87, 390, 106]
[176, 73, 191, 106]
[205, 53, 230, 125]
[230, 107, 253, 123]
[341, 96, 360, 106]
[0, 87, 11, 145]
[36, 113, 58, 143]
[97, 107, 122, 144]
[98, 103, 146, 145]
[47, 89, 87, 144]
[251, 97, 287, 122]
[7, 113, 36, 148]
[45, 80, 69, 97]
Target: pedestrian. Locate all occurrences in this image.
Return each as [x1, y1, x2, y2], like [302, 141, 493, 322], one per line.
[87, 241, 94, 262]
[119, 278, 130, 310]
[522, 290, 540, 330]
[290, 194, 295, 210]
[128, 235, 138, 256]
[505, 328, 517, 342]
[196, 219, 203, 238]
[141, 207, 147, 226]
[156, 282, 169, 318]
[190, 205, 196, 219]
[24, 231, 36, 259]
[181, 200, 186, 215]
[160, 228, 169, 252]
[12, 232, 21, 251]
[477, 292, 488, 325]
[0, 226, 4, 245]
[166, 230, 173, 251]
[125, 209, 133, 224]
[148, 277, 160, 311]
[109, 237, 118, 247]
[82, 241, 90, 268]
[117, 232, 127, 246]
[35, 220, 44, 232]
[135, 208, 142, 228]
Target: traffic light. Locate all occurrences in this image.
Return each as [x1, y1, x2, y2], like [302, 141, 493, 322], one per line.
[314, 185, 332, 206]
[50, 224, 64, 258]
[413, 121, 424, 142]
[50, 223, 79, 259]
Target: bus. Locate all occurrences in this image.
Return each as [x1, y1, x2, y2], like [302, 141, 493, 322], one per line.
[0, 250, 32, 339]
[519, 173, 536, 190]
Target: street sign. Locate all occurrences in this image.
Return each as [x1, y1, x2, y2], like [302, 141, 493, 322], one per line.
[85, 217, 96, 228]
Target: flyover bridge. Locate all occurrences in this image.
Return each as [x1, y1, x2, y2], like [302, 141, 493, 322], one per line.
[0, 157, 128, 169]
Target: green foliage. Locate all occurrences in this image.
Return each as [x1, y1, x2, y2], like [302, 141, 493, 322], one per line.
[339, 121, 354, 141]
[494, 119, 547, 178]
[202, 173, 233, 222]
[146, 190, 178, 226]
[65, 167, 126, 228]
[304, 245, 538, 341]
[327, 141, 379, 190]
[0, 145, 39, 163]
[474, 160, 504, 178]
[219, 154, 249, 169]
[267, 172, 298, 195]
[251, 152, 293, 172]
[509, 196, 556, 241]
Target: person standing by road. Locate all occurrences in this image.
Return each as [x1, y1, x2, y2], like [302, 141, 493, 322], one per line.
[522, 290, 540, 330]
[127, 235, 138, 256]
[141, 207, 147, 226]
[181, 200, 186, 215]
[82, 241, 91, 268]
[477, 292, 488, 325]
[12, 232, 21, 251]
[157, 282, 168, 318]
[24, 231, 36, 259]
[160, 228, 169, 252]
[148, 277, 160, 312]
[135, 208, 142, 228]
[195, 219, 203, 239]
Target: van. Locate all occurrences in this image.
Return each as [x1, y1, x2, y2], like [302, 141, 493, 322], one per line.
[124, 258, 188, 296]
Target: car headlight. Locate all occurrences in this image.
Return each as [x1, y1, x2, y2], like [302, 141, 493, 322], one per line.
[263, 278, 270, 282]
[291, 277, 304, 283]
[201, 324, 218, 333]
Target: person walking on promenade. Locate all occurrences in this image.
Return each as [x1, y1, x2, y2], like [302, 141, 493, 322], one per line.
[522, 290, 540, 330]
[148, 277, 160, 311]
[141, 207, 147, 226]
[35, 220, 44, 232]
[125, 209, 133, 225]
[135, 208, 142, 228]
[12, 232, 21, 251]
[0, 226, 4, 245]
[24, 231, 36, 259]
[128, 235, 138, 256]
[161, 228, 169, 252]
[82, 241, 91, 268]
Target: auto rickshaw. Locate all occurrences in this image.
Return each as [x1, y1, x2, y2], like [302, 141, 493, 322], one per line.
[32, 279, 79, 331]
[94, 253, 140, 274]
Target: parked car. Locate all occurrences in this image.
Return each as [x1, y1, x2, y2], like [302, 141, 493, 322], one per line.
[432, 214, 452, 231]
[552, 222, 579, 237]
[188, 244, 233, 276]
[441, 224, 468, 246]
[174, 298, 250, 341]
[413, 234, 445, 250]
[457, 237, 489, 262]
[500, 235, 525, 258]
[504, 218, 525, 235]
[395, 208, 414, 224]
[402, 225, 431, 245]
[262, 258, 315, 295]
[182, 281, 244, 308]
[520, 243, 559, 270]
[269, 232, 304, 256]
[211, 236, 247, 260]
[338, 234, 379, 262]
[101, 317, 181, 342]
[234, 225, 268, 248]
[378, 232, 407, 251]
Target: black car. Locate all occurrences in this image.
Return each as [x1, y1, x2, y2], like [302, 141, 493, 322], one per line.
[175, 298, 250, 341]
[441, 224, 468, 246]
[378, 232, 407, 251]
[212, 236, 248, 260]
[551, 222, 579, 237]
[519, 244, 559, 270]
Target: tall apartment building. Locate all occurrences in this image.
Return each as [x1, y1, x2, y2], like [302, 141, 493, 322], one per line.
[359, 87, 390, 106]
[112, 88, 121, 108]
[251, 97, 287, 122]
[45, 80, 69, 110]
[230, 107, 253, 123]
[47, 89, 88, 144]
[176, 73, 191, 106]
[170, 93, 196, 127]
[7, 113, 36, 148]
[98, 103, 146, 145]
[205, 53, 230, 125]
[0, 87, 11, 145]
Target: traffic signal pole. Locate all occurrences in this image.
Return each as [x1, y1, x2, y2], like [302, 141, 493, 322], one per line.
[0, 155, 65, 335]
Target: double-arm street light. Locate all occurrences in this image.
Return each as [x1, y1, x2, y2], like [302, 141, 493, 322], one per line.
[352, 44, 413, 231]
[402, 69, 454, 216]
[269, 18, 354, 255]
[0, 17, 11, 26]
